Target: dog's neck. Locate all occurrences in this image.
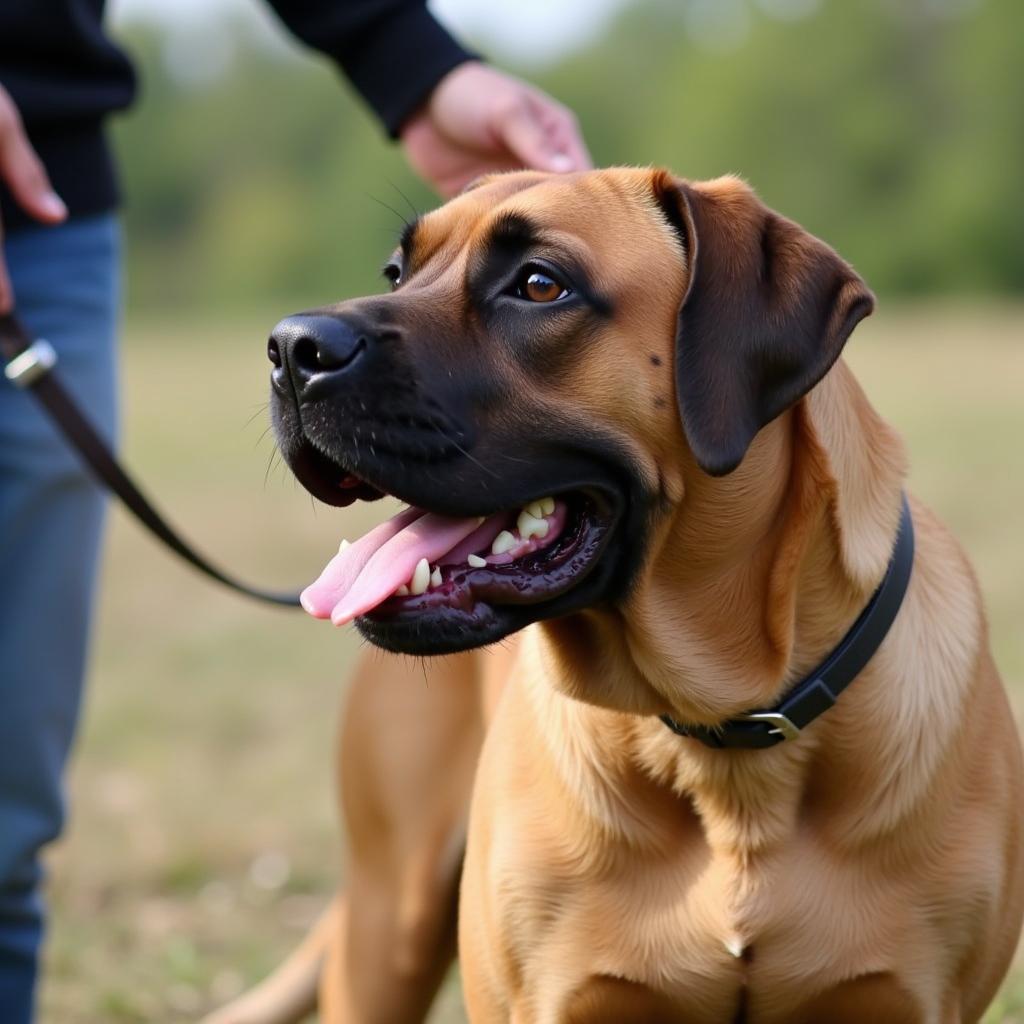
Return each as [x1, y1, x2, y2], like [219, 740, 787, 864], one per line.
[532, 361, 908, 851]
[544, 361, 907, 722]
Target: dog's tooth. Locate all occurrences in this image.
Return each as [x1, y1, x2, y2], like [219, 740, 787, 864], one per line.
[338, 539, 350, 554]
[395, 584, 409, 596]
[724, 935, 745, 959]
[410, 558, 431, 595]
[430, 566, 442, 588]
[468, 554, 487, 568]
[525, 500, 544, 520]
[491, 530, 515, 555]
[540, 496, 555, 516]
[517, 511, 549, 540]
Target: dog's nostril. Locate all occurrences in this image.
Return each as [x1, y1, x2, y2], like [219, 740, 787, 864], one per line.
[267, 336, 282, 367]
[292, 336, 322, 375]
[292, 333, 366, 374]
[269, 314, 368, 384]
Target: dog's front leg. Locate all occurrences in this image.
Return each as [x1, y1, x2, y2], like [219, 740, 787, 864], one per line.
[319, 647, 487, 1024]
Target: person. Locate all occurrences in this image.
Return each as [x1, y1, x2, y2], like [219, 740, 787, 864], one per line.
[0, 3, 591, 1020]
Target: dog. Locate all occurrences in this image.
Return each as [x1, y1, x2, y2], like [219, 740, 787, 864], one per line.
[209, 168, 1023, 1023]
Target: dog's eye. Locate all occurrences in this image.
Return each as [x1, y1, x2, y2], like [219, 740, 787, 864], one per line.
[382, 262, 402, 290]
[515, 266, 570, 303]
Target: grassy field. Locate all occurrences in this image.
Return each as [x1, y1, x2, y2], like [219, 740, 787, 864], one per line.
[38, 304, 1024, 1022]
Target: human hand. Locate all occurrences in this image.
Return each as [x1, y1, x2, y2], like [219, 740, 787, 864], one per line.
[0, 84, 67, 313]
[400, 62, 591, 198]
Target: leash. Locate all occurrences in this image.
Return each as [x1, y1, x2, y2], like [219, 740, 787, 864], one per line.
[1, 311, 302, 608]
[661, 493, 915, 749]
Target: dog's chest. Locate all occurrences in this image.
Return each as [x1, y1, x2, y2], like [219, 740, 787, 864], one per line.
[471, 653, 937, 1021]
[492, 832, 930, 1023]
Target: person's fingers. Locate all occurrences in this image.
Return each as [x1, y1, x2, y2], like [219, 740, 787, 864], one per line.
[494, 94, 580, 174]
[542, 104, 592, 172]
[0, 234, 13, 315]
[0, 88, 65, 313]
[0, 99, 66, 224]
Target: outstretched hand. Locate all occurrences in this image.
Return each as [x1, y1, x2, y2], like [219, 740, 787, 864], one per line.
[400, 62, 592, 198]
[0, 84, 67, 314]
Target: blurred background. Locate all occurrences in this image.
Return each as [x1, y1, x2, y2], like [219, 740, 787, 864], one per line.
[42, 0, 1024, 1020]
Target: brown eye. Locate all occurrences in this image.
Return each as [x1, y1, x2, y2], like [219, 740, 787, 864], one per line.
[517, 267, 570, 303]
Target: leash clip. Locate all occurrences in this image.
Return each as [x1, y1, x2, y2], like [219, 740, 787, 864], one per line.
[4, 339, 58, 388]
[736, 710, 802, 742]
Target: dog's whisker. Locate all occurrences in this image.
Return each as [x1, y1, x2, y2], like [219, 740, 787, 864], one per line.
[263, 446, 285, 490]
[364, 191, 412, 232]
[426, 423, 500, 480]
[386, 177, 420, 222]
[243, 403, 270, 430]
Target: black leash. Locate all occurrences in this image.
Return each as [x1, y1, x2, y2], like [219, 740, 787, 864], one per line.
[661, 493, 915, 749]
[1, 311, 302, 608]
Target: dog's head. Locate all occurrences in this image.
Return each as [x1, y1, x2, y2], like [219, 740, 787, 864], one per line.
[269, 169, 873, 656]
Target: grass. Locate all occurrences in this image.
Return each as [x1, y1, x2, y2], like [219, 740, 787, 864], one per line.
[38, 303, 1024, 1022]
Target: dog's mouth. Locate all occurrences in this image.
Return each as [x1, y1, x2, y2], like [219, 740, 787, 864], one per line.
[291, 441, 620, 653]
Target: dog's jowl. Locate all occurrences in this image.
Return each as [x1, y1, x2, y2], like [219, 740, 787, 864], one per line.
[225, 169, 1024, 1024]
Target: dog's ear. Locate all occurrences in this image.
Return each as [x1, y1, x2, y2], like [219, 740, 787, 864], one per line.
[652, 172, 875, 477]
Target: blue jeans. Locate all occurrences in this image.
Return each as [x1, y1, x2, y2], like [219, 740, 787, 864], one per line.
[0, 214, 119, 1023]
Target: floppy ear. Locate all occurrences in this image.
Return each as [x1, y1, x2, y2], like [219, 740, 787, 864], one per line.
[653, 172, 875, 477]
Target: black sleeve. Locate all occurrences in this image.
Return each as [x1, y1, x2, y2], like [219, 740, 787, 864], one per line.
[263, 0, 477, 137]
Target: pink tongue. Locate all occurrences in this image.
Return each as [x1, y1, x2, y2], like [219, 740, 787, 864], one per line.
[301, 507, 489, 625]
[300, 506, 422, 619]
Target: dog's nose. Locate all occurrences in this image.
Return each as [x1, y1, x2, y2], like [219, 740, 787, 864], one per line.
[268, 314, 368, 395]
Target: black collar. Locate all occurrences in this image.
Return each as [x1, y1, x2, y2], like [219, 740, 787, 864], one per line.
[661, 494, 914, 750]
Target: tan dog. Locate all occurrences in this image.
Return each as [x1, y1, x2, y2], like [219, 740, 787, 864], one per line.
[210, 169, 1023, 1023]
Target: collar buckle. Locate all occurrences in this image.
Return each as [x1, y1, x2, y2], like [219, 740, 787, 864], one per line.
[735, 710, 801, 742]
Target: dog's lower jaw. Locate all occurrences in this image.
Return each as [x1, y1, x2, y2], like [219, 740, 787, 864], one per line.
[355, 506, 626, 655]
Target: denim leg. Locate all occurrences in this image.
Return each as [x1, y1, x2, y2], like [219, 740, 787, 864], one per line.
[0, 214, 120, 1023]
